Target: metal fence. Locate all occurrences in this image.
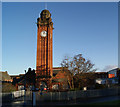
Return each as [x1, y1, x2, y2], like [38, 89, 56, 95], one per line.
[2, 90, 25, 102]
[1, 87, 120, 105]
[34, 87, 120, 102]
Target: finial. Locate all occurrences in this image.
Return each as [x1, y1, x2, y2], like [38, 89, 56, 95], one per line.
[45, 2, 47, 10]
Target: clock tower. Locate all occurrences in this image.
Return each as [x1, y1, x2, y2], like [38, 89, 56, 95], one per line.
[36, 9, 53, 88]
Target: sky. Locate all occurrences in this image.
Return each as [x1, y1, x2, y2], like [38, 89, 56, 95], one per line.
[2, 2, 118, 75]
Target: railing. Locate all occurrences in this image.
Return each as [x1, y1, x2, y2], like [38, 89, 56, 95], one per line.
[1, 90, 25, 102]
[35, 87, 120, 102]
[1, 87, 120, 105]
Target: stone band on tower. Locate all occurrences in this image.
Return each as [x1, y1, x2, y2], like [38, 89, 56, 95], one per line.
[36, 9, 53, 87]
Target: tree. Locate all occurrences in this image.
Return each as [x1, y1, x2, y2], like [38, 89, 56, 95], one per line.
[26, 68, 36, 87]
[73, 54, 97, 74]
[61, 56, 73, 89]
[61, 54, 97, 89]
[74, 72, 96, 89]
[2, 82, 17, 92]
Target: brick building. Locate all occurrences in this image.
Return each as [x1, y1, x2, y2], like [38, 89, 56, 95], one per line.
[0, 71, 12, 82]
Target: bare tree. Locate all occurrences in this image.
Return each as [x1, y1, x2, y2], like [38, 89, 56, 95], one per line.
[61, 56, 74, 89]
[61, 54, 97, 89]
[73, 54, 97, 74]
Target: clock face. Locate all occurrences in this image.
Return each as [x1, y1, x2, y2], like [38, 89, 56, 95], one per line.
[41, 31, 47, 37]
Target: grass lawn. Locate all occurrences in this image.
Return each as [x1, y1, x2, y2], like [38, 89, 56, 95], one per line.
[52, 100, 120, 107]
[88, 100, 120, 106]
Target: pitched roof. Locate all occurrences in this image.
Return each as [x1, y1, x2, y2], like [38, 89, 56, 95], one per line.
[52, 67, 61, 77]
[52, 70, 71, 83]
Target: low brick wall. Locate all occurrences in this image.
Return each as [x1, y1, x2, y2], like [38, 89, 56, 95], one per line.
[35, 87, 120, 101]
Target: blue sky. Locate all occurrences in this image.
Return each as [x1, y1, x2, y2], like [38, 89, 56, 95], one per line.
[2, 2, 118, 75]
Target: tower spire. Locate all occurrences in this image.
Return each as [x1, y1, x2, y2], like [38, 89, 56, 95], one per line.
[45, 2, 47, 10]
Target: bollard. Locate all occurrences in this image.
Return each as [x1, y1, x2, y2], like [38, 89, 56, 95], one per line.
[32, 92, 36, 106]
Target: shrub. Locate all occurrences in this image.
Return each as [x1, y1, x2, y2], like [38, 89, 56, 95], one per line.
[2, 82, 17, 93]
[95, 83, 107, 89]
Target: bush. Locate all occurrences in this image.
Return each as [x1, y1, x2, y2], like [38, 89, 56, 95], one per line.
[69, 88, 81, 91]
[95, 83, 107, 89]
[2, 82, 17, 93]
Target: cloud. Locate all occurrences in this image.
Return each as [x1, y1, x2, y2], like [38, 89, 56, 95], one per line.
[102, 65, 118, 72]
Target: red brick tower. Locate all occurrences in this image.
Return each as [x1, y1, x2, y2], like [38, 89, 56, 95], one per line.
[36, 9, 53, 88]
